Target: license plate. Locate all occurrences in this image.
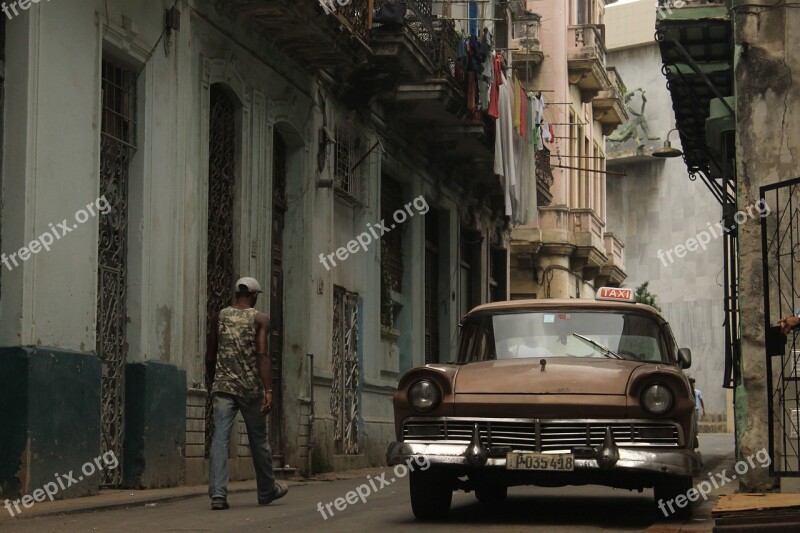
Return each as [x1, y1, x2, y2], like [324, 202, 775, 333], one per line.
[506, 452, 575, 471]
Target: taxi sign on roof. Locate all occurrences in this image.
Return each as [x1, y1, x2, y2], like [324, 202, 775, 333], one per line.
[596, 287, 635, 302]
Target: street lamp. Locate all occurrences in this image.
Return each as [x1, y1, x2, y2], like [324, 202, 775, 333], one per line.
[652, 128, 684, 158]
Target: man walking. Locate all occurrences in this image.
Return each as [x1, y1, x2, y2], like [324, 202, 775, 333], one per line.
[206, 277, 288, 510]
[688, 376, 705, 436]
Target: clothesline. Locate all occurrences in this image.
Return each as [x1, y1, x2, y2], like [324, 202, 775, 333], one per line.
[550, 164, 626, 177]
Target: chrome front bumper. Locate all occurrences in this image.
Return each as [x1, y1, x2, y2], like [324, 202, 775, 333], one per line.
[386, 441, 702, 477]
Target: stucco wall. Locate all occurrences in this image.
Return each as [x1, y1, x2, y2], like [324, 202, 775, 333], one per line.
[0, 0, 509, 479]
[605, 42, 727, 417]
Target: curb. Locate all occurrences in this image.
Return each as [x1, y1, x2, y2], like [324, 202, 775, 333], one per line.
[3, 480, 306, 523]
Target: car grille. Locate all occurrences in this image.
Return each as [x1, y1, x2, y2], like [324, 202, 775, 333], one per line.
[402, 418, 681, 450]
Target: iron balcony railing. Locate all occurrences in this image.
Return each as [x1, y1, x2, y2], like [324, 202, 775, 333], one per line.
[336, 0, 372, 42]
[431, 17, 460, 87]
[402, 1, 436, 60]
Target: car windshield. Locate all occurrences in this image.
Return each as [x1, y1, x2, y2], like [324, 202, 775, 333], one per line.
[458, 311, 671, 364]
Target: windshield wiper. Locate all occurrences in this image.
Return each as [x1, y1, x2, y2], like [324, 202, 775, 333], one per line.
[572, 333, 622, 359]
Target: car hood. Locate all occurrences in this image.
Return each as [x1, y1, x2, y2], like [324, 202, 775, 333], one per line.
[454, 358, 646, 395]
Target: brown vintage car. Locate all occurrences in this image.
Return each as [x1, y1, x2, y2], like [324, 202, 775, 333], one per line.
[387, 288, 702, 520]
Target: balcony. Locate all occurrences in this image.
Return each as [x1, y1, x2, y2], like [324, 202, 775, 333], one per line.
[389, 17, 463, 114]
[569, 208, 607, 280]
[368, 0, 437, 80]
[567, 24, 611, 103]
[593, 67, 629, 135]
[536, 148, 554, 207]
[387, 16, 497, 178]
[228, 0, 374, 73]
[511, 11, 544, 82]
[597, 233, 627, 287]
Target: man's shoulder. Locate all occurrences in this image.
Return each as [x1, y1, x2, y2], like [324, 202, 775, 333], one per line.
[254, 311, 270, 327]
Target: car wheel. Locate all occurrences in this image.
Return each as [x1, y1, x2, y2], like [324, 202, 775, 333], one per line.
[654, 475, 693, 520]
[475, 483, 508, 503]
[409, 467, 453, 520]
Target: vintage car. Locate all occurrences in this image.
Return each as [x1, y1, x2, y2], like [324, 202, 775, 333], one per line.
[387, 288, 701, 520]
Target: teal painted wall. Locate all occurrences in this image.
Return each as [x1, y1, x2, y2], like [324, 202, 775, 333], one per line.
[0, 347, 102, 500]
[123, 361, 186, 489]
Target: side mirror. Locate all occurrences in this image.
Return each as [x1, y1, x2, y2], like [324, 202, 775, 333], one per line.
[677, 348, 692, 369]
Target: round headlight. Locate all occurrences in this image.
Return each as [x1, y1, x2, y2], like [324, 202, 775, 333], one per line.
[642, 383, 673, 414]
[408, 380, 441, 412]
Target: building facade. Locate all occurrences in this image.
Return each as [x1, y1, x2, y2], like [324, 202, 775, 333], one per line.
[656, 0, 800, 490]
[604, 0, 730, 431]
[0, 0, 524, 497]
[510, 0, 629, 300]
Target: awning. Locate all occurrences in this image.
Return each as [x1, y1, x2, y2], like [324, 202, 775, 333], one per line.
[656, 5, 733, 204]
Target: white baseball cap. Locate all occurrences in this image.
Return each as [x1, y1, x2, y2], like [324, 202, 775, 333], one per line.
[235, 277, 263, 294]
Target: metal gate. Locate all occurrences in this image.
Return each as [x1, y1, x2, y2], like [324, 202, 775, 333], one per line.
[97, 58, 136, 486]
[205, 85, 237, 456]
[331, 287, 360, 454]
[761, 176, 800, 476]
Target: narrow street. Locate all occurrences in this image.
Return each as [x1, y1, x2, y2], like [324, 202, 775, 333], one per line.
[6, 435, 733, 532]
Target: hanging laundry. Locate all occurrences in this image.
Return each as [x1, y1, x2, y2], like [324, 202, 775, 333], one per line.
[488, 53, 503, 119]
[534, 93, 545, 126]
[467, 71, 478, 114]
[467, 35, 481, 73]
[481, 49, 494, 113]
[513, 78, 521, 133]
[457, 37, 467, 64]
[479, 28, 492, 61]
[494, 70, 517, 218]
[537, 121, 553, 150]
[527, 92, 536, 144]
[520, 86, 528, 140]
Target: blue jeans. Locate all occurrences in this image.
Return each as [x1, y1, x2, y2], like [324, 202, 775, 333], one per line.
[208, 392, 276, 501]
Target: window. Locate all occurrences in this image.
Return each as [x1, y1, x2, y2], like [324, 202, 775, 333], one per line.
[570, 110, 578, 207]
[458, 311, 670, 363]
[425, 210, 440, 364]
[461, 230, 481, 317]
[381, 176, 404, 328]
[334, 123, 368, 205]
[489, 249, 507, 302]
[98, 56, 137, 487]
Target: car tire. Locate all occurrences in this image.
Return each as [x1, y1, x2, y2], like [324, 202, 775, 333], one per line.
[654, 475, 693, 520]
[475, 484, 508, 503]
[409, 467, 453, 520]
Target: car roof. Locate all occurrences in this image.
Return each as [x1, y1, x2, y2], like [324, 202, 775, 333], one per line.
[465, 299, 665, 322]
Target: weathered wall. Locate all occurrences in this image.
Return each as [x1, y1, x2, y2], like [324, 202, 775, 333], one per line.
[0, 0, 509, 485]
[0, 348, 102, 500]
[734, 10, 799, 490]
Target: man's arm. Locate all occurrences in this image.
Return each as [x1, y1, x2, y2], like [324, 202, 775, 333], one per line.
[255, 313, 272, 414]
[205, 313, 219, 390]
[779, 315, 800, 334]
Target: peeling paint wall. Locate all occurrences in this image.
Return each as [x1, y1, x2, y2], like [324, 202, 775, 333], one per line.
[734, 11, 800, 490]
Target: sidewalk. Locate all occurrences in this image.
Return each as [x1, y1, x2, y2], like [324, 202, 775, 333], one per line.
[0, 467, 392, 523]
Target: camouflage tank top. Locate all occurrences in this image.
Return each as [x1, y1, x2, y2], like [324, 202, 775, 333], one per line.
[212, 307, 263, 398]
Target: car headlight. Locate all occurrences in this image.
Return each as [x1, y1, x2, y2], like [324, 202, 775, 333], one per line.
[408, 380, 441, 412]
[641, 383, 673, 414]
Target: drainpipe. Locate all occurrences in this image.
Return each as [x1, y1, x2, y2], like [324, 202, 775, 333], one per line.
[307, 353, 315, 477]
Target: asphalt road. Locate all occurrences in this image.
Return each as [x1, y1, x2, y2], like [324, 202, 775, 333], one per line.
[6, 434, 735, 533]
